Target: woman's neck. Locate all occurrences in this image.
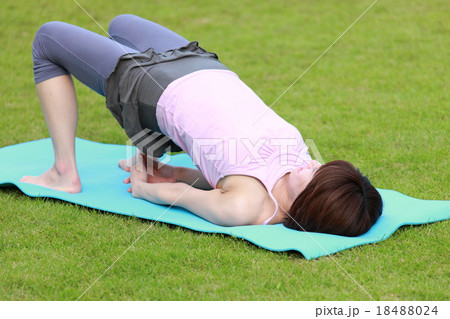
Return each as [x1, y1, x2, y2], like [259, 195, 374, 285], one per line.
[271, 173, 294, 219]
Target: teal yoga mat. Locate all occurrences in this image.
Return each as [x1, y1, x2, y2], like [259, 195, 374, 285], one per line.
[1, 138, 449, 259]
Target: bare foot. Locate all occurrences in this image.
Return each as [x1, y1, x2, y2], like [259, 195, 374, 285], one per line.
[20, 165, 81, 193]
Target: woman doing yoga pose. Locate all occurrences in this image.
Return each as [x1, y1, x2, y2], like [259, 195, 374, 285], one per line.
[22, 14, 382, 236]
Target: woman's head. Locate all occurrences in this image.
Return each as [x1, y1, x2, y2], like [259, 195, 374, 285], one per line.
[284, 160, 383, 236]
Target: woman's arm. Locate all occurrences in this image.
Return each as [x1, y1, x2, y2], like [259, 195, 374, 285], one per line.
[132, 181, 251, 226]
[174, 166, 213, 190]
[126, 154, 253, 226]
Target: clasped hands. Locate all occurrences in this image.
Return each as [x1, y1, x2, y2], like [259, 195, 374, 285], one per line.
[118, 151, 176, 197]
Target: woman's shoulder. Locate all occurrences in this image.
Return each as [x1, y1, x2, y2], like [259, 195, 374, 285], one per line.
[217, 175, 278, 225]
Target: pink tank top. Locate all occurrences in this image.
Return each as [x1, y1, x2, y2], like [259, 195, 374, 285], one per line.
[156, 70, 312, 224]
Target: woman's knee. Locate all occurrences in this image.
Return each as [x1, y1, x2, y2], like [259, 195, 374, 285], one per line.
[33, 22, 63, 60]
[35, 21, 67, 39]
[33, 21, 71, 84]
[33, 21, 68, 54]
[108, 14, 140, 34]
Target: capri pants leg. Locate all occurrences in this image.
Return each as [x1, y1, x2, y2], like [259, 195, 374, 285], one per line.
[108, 14, 189, 53]
[33, 16, 189, 96]
[32, 21, 138, 96]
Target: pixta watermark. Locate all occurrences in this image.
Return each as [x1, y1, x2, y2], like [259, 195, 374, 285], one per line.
[126, 129, 325, 175]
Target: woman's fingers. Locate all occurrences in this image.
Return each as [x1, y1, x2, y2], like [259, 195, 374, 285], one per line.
[124, 177, 130, 184]
[118, 159, 133, 172]
[135, 152, 145, 171]
[119, 151, 148, 171]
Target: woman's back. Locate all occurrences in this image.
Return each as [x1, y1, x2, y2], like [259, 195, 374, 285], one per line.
[156, 69, 312, 191]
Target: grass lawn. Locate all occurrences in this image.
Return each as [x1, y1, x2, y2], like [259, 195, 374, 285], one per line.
[0, 0, 448, 300]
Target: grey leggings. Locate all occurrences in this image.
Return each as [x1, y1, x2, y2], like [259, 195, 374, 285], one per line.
[32, 14, 189, 96]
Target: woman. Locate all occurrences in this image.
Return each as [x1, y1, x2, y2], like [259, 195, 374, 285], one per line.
[22, 14, 382, 236]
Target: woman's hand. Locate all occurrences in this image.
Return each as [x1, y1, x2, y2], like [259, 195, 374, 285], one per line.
[118, 152, 139, 172]
[123, 152, 148, 197]
[123, 151, 177, 197]
[145, 159, 177, 184]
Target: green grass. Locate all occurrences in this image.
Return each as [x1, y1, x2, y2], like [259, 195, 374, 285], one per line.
[0, 0, 449, 300]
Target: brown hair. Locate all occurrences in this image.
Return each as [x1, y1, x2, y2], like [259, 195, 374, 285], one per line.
[284, 160, 382, 236]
